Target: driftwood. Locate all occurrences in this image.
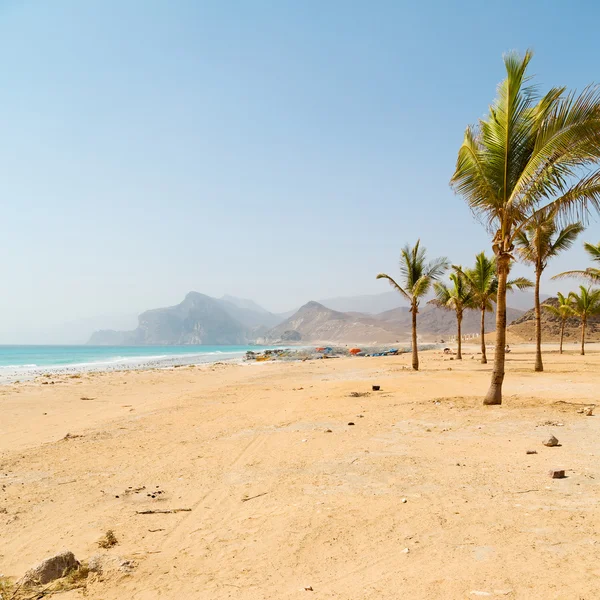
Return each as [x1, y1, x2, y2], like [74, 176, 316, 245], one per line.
[241, 492, 267, 503]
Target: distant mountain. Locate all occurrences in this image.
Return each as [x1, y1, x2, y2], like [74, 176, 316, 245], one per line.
[317, 289, 544, 315]
[89, 292, 250, 345]
[503, 290, 550, 312]
[318, 291, 406, 314]
[88, 292, 291, 345]
[260, 300, 528, 345]
[508, 296, 600, 342]
[219, 298, 283, 329]
[262, 301, 405, 344]
[87, 291, 535, 347]
[220, 295, 271, 314]
[378, 304, 524, 337]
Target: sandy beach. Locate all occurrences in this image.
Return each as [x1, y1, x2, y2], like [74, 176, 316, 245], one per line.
[2, 345, 600, 599]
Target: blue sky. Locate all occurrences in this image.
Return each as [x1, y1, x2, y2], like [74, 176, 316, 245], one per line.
[2, 0, 600, 340]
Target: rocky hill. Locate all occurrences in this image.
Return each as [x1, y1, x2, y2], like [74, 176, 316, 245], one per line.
[261, 301, 405, 344]
[378, 304, 524, 337]
[507, 296, 600, 342]
[260, 301, 528, 344]
[89, 292, 256, 345]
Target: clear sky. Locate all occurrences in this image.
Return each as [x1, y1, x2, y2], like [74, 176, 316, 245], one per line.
[2, 0, 600, 342]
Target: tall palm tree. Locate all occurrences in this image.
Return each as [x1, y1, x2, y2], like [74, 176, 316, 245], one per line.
[433, 269, 476, 359]
[377, 240, 448, 370]
[553, 241, 600, 283]
[542, 292, 573, 354]
[515, 213, 583, 371]
[456, 253, 532, 364]
[451, 50, 600, 404]
[567, 286, 600, 355]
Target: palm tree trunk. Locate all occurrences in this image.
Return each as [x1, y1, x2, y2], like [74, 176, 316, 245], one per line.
[484, 254, 509, 405]
[411, 305, 419, 371]
[559, 320, 564, 354]
[581, 317, 586, 356]
[534, 267, 543, 372]
[480, 306, 487, 364]
[457, 312, 462, 360]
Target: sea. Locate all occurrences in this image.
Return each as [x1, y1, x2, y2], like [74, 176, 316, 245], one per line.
[0, 345, 267, 383]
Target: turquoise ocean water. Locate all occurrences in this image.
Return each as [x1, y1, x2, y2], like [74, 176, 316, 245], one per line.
[0, 345, 265, 382]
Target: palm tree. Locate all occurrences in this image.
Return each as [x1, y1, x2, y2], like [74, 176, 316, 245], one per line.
[456, 253, 532, 364]
[451, 50, 600, 404]
[377, 240, 448, 370]
[542, 292, 573, 354]
[567, 286, 600, 355]
[515, 213, 583, 371]
[433, 269, 476, 359]
[553, 241, 600, 283]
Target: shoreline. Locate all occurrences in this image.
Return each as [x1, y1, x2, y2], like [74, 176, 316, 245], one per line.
[0, 343, 432, 385]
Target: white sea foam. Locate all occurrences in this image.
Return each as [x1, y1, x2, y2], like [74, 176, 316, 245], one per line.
[0, 346, 270, 385]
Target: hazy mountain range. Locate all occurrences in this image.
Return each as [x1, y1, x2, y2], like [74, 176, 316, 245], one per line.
[87, 290, 539, 346]
[82, 288, 545, 346]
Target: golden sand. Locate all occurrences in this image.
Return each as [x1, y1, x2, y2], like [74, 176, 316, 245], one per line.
[1, 346, 599, 599]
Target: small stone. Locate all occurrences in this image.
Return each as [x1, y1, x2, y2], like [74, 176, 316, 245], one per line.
[87, 555, 104, 574]
[526, 450, 537, 455]
[304, 586, 314, 591]
[401, 547, 409, 553]
[118, 559, 136, 573]
[18, 550, 80, 586]
[549, 469, 565, 479]
[401, 498, 407, 503]
[543, 435, 559, 447]
[584, 406, 594, 416]
[347, 422, 355, 426]
[324, 429, 332, 433]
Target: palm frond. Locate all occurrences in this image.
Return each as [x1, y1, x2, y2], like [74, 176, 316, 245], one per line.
[412, 275, 432, 299]
[568, 285, 600, 317]
[551, 268, 600, 283]
[378, 241, 447, 304]
[432, 282, 453, 309]
[508, 85, 600, 217]
[584, 241, 600, 262]
[376, 273, 412, 302]
[506, 276, 534, 291]
[549, 222, 585, 255]
[541, 170, 600, 228]
[426, 256, 450, 281]
[542, 291, 574, 318]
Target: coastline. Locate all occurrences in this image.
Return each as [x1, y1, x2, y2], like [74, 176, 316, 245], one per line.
[0, 345, 270, 385]
[0, 342, 431, 385]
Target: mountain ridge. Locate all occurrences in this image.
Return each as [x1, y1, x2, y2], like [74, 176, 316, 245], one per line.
[89, 292, 531, 346]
